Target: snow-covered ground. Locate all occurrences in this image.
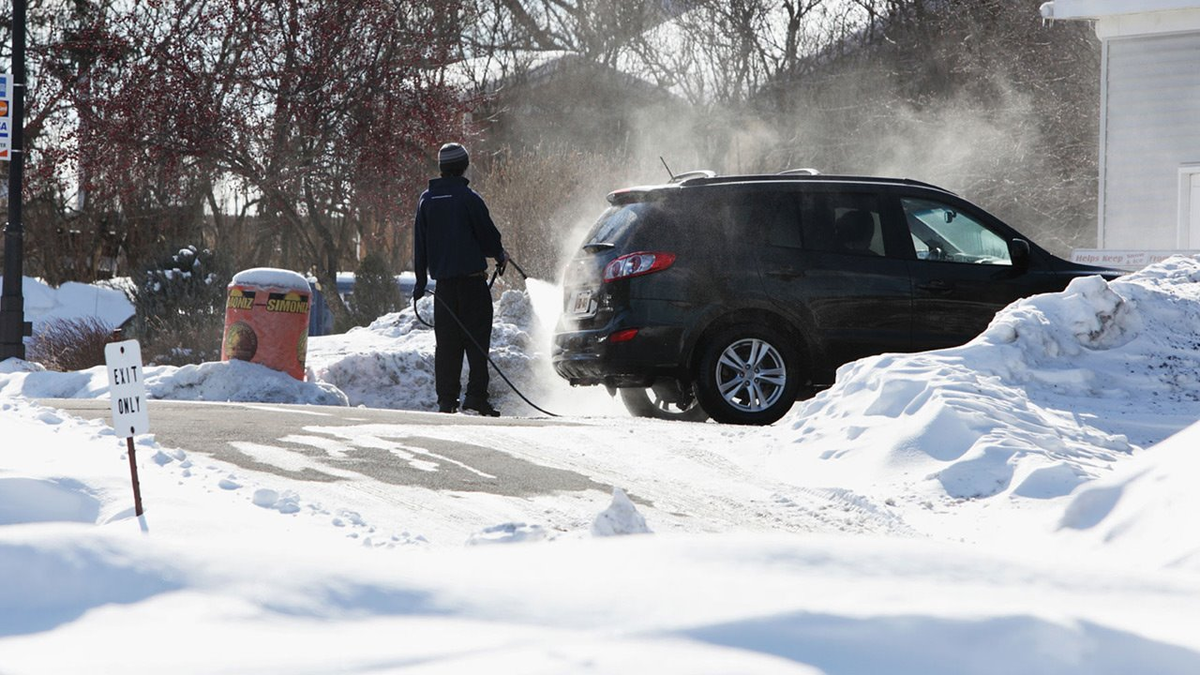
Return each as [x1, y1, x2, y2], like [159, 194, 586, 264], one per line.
[3, 260, 1200, 673]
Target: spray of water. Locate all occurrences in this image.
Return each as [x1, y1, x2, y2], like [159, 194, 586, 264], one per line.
[524, 277, 562, 336]
[511, 276, 627, 418]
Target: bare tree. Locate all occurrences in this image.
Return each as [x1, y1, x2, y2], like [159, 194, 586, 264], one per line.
[73, 0, 468, 326]
[625, 0, 869, 107]
[469, 0, 664, 66]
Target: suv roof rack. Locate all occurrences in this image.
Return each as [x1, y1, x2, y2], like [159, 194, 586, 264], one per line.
[669, 169, 717, 183]
[678, 172, 956, 194]
[778, 168, 819, 175]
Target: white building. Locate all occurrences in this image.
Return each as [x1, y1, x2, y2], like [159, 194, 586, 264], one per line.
[1041, 0, 1200, 262]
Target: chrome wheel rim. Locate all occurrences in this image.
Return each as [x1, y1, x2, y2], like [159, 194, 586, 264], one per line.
[714, 338, 787, 413]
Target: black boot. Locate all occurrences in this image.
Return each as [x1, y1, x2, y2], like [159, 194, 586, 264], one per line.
[463, 400, 500, 417]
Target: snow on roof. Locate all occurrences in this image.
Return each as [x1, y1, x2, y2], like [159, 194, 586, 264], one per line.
[1, 276, 134, 332]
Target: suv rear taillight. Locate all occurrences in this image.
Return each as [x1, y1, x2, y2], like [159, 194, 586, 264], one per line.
[603, 251, 676, 282]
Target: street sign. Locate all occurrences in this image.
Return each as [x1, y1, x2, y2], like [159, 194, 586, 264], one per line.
[0, 72, 10, 159]
[0, 73, 11, 159]
[105, 339, 150, 437]
[104, 339, 149, 517]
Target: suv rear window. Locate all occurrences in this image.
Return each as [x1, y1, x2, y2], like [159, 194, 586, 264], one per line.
[583, 203, 658, 249]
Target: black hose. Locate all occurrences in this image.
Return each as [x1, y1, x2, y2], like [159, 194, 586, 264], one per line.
[411, 265, 560, 418]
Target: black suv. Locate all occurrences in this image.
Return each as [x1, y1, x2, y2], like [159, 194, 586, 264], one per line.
[552, 171, 1119, 425]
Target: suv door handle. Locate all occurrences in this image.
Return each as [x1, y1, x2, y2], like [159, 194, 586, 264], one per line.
[917, 280, 954, 294]
[766, 268, 806, 279]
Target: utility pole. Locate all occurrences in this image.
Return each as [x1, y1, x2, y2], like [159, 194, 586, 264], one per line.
[0, 0, 30, 360]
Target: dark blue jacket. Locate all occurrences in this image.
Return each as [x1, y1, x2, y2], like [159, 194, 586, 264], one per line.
[413, 176, 504, 285]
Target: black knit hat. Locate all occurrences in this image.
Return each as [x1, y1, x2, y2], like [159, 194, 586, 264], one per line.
[438, 142, 469, 171]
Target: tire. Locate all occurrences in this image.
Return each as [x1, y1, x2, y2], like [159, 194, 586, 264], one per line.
[694, 324, 804, 425]
[619, 387, 710, 422]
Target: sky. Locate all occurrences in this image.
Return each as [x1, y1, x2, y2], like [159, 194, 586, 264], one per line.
[2, 258, 1200, 673]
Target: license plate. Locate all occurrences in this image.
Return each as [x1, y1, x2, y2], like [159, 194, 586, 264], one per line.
[569, 289, 595, 317]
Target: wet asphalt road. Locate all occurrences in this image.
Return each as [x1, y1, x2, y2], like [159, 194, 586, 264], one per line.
[40, 398, 615, 499]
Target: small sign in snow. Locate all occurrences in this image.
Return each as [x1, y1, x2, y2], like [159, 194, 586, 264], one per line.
[105, 340, 150, 438]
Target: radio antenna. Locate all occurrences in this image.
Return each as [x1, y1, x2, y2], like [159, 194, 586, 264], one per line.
[659, 156, 675, 181]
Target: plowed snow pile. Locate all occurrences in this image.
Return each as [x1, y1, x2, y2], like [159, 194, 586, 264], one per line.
[1, 283, 616, 414]
[307, 286, 620, 416]
[1058, 419, 1200, 569]
[0, 356, 348, 405]
[761, 256, 1200, 543]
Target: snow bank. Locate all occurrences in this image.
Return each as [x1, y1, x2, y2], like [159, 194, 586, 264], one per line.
[308, 286, 621, 416]
[145, 359, 348, 405]
[0, 358, 347, 406]
[0, 399, 144, 527]
[2, 280, 619, 415]
[306, 291, 540, 412]
[1058, 419, 1200, 571]
[773, 256, 1200, 503]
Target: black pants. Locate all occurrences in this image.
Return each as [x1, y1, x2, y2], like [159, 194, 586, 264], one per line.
[433, 274, 493, 408]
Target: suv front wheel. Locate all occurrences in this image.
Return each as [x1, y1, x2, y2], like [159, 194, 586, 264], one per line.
[694, 325, 802, 425]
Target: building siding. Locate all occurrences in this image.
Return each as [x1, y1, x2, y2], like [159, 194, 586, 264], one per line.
[1103, 31, 1200, 248]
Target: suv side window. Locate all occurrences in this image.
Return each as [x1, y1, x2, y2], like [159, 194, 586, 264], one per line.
[902, 197, 1011, 265]
[731, 190, 803, 249]
[805, 192, 889, 257]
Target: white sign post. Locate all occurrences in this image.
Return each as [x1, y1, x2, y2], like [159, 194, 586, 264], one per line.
[105, 339, 149, 516]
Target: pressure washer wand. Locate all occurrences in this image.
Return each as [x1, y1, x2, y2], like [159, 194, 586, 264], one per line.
[505, 257, 531, 281]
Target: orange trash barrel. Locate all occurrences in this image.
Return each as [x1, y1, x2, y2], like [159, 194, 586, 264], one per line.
[221, 268, 311, 380]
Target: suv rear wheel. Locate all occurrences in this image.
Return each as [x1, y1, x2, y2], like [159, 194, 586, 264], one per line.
[619, 387, 710, 422]
[694, 325, 802, 425]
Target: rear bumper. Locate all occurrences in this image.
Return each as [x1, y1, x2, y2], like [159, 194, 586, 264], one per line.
[552, 317, 687, 387]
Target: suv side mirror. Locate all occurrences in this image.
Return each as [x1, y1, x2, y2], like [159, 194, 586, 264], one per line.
[1009, 238, 1031, 274]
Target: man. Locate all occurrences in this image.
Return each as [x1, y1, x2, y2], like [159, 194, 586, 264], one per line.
[412, 142, 508, 416]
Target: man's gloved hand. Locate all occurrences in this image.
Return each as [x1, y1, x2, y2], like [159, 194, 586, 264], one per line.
[496, 250, 510, 276]
[412, 283, 426, 301]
